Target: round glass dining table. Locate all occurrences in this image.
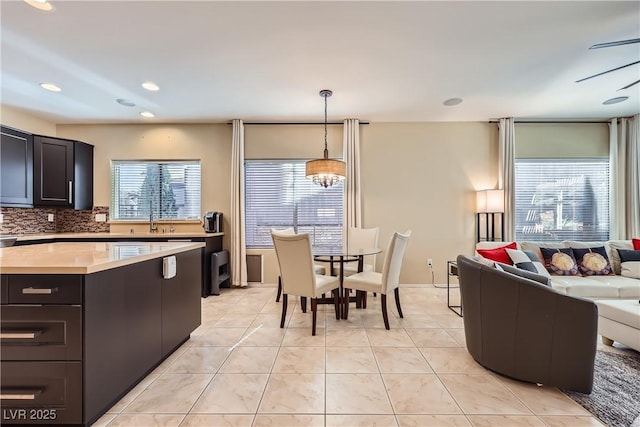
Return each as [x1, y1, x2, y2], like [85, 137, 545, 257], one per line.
[312, 246, 381, 319]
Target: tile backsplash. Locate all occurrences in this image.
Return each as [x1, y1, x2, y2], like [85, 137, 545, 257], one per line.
[0, 206, 110, 235]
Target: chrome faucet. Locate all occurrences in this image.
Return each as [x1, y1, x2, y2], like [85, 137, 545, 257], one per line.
[149, 201, 158, 233]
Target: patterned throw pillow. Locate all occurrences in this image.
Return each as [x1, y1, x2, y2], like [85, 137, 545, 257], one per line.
[540, 247, 580, 276]
[572, 246, 614, 276]
[476, 242, 517, 265]
[618, 249, 640, 279]
[505, 248, 551, 277]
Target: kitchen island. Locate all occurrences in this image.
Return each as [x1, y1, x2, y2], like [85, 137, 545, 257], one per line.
[0, 241, 204, 426]
[12, 232, 224, 297]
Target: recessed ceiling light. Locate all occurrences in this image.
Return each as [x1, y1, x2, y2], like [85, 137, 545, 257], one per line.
[443, 97, 463, 106]
[40, 82, 61, 92]
[116, 99, 136, 107]
[23, 0, 53, 11]
[602, 96, 629, 105]
[140, 111, 155, 118]
[141, 82, 159, 91]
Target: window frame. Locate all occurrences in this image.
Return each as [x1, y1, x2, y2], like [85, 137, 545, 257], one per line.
[244, 159, 345, 249]
[514, 157, 610, 242]
[110, 159, 202, 222]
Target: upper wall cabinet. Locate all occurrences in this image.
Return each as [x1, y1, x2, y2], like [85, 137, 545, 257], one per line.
[34, 135, 94, 210]
[1, 126, 34, 207]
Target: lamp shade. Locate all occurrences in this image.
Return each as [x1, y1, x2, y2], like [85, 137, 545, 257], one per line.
[476, 189, 504, 213]
[306, 158, 346, 188]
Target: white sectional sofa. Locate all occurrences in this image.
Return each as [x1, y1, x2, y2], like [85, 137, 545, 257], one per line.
[475, 240, 640, 300]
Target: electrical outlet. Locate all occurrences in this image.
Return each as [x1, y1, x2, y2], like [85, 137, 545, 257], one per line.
[47, 213, 55, 222]
[427, 258, 433, 268]
[0, 213, 3, 224]
[95, 213, 107, 222]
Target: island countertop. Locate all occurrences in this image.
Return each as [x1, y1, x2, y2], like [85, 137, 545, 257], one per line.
[0, 241, 205, 274]
[12, 231, 223, 242]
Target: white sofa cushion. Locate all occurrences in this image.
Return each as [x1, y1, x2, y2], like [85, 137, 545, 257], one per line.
[596, 299, 640, 329]
[549, 275, 640, 299]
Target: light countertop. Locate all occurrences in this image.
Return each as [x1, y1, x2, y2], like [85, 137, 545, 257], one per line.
[13, 232, 223, 241]
[0, 241, 205, 274]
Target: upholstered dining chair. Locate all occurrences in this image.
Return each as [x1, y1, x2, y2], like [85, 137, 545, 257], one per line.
[271, 227, 326, 303]
[343, 230, 411, 330]
[332, 226, 380, 277]
[271, 232, 340, 335]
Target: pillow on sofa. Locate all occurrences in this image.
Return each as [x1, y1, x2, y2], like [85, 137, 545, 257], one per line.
[608, 240, 634, 275]
[520, 241, 565, 266]
[618, 249, 640, 279]
[476, 242, 517, 265]
[540, 247, 580, 276]
[572, 246, 614, 276]
[633, 238, 640, 250]
[506, 248, 551, 277]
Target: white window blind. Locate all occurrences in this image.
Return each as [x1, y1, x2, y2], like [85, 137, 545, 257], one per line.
[245, 160, 344, 248]
[514, 159, 610, 242]
[111, 160, 201, 220]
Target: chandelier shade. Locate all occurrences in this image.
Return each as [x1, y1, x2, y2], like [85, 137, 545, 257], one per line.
[305, 89, 346, 188]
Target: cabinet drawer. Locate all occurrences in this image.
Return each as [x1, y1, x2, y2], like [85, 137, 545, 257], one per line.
[1, 306, 81, 361]
[8, 275, 82, 305]
[0, 361, 82, 425]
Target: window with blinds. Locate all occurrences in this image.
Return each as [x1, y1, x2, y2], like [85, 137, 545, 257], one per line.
[111, 160, 201, 220]
[245, 160, 344, 248]
[514, 159, 610, 242]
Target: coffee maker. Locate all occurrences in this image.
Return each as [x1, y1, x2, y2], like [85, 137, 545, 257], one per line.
[203, 212, 223, 233]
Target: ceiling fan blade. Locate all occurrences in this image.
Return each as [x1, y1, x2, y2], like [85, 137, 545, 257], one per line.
[575, 60, 640, 83]
[618, 79, 640, 91]
[590, 38, 640, 49]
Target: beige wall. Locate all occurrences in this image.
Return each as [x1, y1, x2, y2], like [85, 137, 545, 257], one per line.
[56, 124, 232, 235]
[360, 122, 498, 284]
[245, 122, 498, 285]
[1, 105, 57, 135]
[516, 123, 609, 158]
[7, 109, 610, 285]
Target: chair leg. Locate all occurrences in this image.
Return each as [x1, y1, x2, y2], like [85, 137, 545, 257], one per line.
[343, 288, 349, 319]
[301, 296, 307, 313]
[381, 294, 390, 330]
[355, 290, 362, 309]
[333, 289, 340, 320]
[362, 291, 367, 309]
[394, 288, 404, 318]
[275, 276, 282, 302]
[311, 298, 318, 336]
[280, 294, 288, 328]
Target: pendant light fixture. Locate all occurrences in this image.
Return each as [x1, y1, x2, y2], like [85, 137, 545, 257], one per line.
[305, 89, 346, 188]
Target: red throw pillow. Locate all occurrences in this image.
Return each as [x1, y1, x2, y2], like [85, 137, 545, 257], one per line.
[476, 242, 518, 265]
[633, 238, 640, 250]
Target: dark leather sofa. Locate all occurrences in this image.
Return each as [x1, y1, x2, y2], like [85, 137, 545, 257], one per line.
[456, 255, 598, 393]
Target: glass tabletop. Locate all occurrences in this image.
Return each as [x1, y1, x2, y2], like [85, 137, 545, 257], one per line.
[312, 246, 381, 257]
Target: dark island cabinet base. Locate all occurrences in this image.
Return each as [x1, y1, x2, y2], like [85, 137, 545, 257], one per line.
[0, 249, 202, 426]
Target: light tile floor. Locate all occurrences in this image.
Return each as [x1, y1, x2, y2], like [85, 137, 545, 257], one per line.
[93, 285, 607, 427]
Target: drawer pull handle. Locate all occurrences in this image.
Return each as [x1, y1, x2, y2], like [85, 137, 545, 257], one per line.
[22, 287, 58, 295]
[0, 390, 42, 400]
[0, 331, 41, 339]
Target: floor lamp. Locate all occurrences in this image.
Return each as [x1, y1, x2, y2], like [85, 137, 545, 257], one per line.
[476, 189, 505, 242]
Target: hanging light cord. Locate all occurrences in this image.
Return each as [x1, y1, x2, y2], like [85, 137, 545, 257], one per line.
[323, 92, 329, 159]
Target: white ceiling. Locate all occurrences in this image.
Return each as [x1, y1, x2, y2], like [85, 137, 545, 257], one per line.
[1, 1, 639, 124]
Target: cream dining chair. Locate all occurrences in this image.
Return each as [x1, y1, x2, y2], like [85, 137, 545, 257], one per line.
[332, 226, 380, 277]
[271, 232, 340, 335]
[272, 227, 326, 304]
[343, 230, 411, 330]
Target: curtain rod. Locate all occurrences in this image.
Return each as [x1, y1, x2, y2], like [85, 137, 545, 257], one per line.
[227, 121, 369, 125]
[488, 120, 609, 124]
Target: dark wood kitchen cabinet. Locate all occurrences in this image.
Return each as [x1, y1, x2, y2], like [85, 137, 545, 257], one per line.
[0, 126, 33, 207]
[33, 135, 93, 210]
[0, 247, 202, 426]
